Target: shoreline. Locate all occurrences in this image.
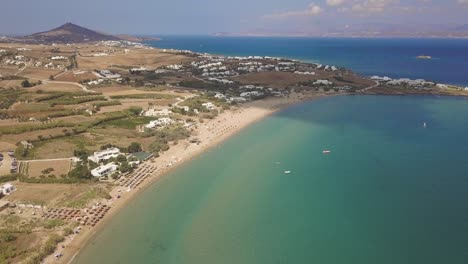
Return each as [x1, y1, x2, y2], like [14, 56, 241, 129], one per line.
[53, 92, 327, 264]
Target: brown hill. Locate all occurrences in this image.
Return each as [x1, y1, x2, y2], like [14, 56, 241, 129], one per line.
[23, 23, 121, 43]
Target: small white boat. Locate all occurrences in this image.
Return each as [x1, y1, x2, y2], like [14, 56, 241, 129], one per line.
[323, 150, 331, 154]
[423, 122, 427, 128]
[284, 171, 291, 174]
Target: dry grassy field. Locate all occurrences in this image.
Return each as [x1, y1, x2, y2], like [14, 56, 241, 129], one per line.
[0, 119, 22, 127]
[1, 127, 71, 146]
[77, 48, 191, 70]
[0, 65, 22, 76]
[54, 71, 97, 82]
[0, 142, 16, 152]
[31, 139, 78, 159]
[24, 159, 72, 178]
[7, 182, 96, 206]
[231, 71, 375, 88]
[20, 67, 62, 80]
[0, 79, 24, 88]
[29, 82, 84, 92]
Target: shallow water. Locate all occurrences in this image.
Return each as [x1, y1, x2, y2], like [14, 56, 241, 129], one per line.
[75, 95, 468, 264]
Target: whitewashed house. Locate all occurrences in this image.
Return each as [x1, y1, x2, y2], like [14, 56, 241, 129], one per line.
[144, 108, 172, 117]
[88, 148, 121, 163]
[1, 183, 16, 196]
[214, 93, 226, 100]
[91, 162, 118, 178]
[98, 70, 121, 79]
[313, 80, 333, 86]
[51, 56, 67, 60]
[145, 118, 175, 129]
[202, 102, 216, 110]
[371, 76, 392, 82]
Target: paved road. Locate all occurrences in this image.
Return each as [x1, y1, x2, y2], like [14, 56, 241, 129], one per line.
[360, 80, 380, 92]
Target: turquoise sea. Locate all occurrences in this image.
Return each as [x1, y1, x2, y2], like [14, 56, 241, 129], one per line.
[75, 95, 468, 264]
[76, 38, 468, 263]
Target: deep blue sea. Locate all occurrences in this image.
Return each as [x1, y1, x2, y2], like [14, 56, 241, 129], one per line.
[145, 36, 468, 86]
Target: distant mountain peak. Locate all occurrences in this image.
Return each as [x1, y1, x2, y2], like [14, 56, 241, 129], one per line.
[24, 23, 121, 43]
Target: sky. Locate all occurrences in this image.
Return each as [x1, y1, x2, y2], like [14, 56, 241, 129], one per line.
[1, 0, 468, 35]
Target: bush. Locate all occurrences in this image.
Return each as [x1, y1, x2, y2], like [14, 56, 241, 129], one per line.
[128, 142, 142, 153]
[21, 80, 32, 88]
[0, 174, 18, 183]
[68, 162, 92, 179]
[128, 106, 143, 116]
[0, 233, 17, 242]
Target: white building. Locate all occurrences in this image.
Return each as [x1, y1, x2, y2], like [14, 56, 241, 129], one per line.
[294, 71, 315, 75]
[228, 97, 247, 103]
[202, 102, 216, 110]
[144, 108, 172, 117]
[145, 118, 175, 129]
[91, 162, 118, 178]
[371, 76, 392, 82]
[208, 78, 233, 84]
[388, 78, 435, 87]
[98, 70, 121, 79]
[155, 69, 169, 74]
[88, 148, 121, 163]
[93, 53, 109, 57]
[51, 56, 67, 60]
[313, 80, 333, 86]
[87, 79, 105, 86]
[166, 64, 183, 70]
[240, 91, 264, 98]
[129, 67, 148, 74]
[214, 93, 226, 99]
[1, 183, 16, 196]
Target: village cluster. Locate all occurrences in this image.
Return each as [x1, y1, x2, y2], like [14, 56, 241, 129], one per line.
[161, 53, 340, 80]
[1, 47, 68, 70]
[371, 75, 468, 91]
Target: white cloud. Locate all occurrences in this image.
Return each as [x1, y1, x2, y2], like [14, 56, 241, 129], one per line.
[326, 0, 346, 6]
[350, 0, 395, 14]
[263, 3, 323, 19]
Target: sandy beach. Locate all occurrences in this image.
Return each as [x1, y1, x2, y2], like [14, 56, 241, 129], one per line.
[41, 92, 325, 264]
